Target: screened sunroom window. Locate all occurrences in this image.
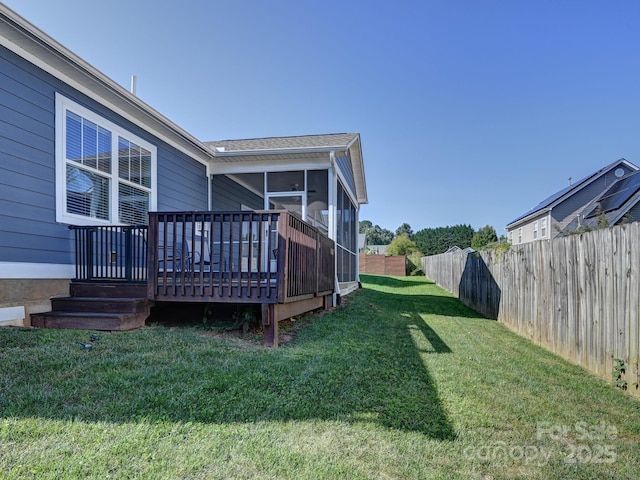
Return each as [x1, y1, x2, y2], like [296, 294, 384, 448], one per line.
[56, 94, 157, 226]
[336, 181, 357, 283]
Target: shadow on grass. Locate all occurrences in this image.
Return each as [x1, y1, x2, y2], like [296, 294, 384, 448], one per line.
[407, 312, 452, 353]
[0, 276, 476, 441]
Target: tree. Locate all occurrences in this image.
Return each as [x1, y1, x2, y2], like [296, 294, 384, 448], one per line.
[413, 224, 474, 256]
[359, 220, 394, 245]
[370, 225, 395, 245]
[359, 220, 373, 233]
[471, 225, 498, 250]
[595, 205, 609, 229]
[395, 223, 414, 239]
[386, 234, 419, 256]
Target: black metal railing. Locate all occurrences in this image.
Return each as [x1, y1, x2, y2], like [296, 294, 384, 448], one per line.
[70, 225, 148, 282]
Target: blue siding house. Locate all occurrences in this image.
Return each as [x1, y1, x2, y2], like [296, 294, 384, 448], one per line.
[0, 4, 367, 345]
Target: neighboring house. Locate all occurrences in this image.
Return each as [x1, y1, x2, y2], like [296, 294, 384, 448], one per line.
[357, 233, 366, 253]
[506, 159, 639, 244]
[365, 245, 389, 255]
[0, 4, 367, 344]
[563, 169, 640, 232]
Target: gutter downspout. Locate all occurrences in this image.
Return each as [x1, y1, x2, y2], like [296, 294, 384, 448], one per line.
[206, 163, 212, 209]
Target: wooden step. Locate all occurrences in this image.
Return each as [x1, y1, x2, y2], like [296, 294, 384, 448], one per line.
[31, 311, 148, 331]
[69, 282, 148, 298]
[32, 281, 151, 331]
[51, 297, 149, 314]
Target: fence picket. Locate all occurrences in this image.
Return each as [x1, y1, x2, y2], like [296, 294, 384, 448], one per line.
[421, 223, 640, 397]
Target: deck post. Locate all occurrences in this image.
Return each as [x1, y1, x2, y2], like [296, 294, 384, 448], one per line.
[262, 303, 278, 347]
[147, 215, 158, 300]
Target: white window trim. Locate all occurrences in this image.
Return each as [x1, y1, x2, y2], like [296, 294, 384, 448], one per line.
[55, 93, 157, 226]
[533, 221, 538, 239]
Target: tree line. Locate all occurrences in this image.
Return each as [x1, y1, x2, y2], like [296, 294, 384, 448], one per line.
[360, 220, 500, 257]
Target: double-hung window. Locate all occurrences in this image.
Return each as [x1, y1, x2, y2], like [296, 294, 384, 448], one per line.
[56, 94, 157, 225]
[533, 221, 538, 239]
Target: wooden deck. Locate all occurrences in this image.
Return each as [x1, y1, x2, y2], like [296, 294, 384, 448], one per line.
[51, 210, 336, 346]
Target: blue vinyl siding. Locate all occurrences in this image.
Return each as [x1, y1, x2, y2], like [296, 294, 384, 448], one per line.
[156, 150, 207, 211]
[0, 45, 207, 266]
[623, 201, 640, 223]
[211, 175, 264, 211]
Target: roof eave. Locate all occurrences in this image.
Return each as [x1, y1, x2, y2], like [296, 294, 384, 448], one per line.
[347, 134, 368, 205]
[211, 135, 369, 205]
[506, 208, 551, 229]
[211, 145, 348, 156]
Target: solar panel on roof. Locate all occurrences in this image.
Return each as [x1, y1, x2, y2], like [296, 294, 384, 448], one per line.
[587, 172, 640, 217]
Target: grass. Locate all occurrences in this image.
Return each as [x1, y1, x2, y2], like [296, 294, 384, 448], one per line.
[0, 274, 638, 479]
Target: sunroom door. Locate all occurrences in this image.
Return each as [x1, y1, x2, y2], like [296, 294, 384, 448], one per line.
[266, 194, 304, 219]
[264, 193, 304, 271]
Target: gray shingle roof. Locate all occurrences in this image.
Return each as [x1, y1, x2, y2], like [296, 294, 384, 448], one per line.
[205, 133, 359, 152]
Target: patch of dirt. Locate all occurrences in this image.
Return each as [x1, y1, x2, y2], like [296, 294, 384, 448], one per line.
[201, 302, 340, 347]
[149, 298, 345, 347]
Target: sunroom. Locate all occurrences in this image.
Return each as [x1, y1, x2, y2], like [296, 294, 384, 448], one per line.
[206, 133, 368, 296]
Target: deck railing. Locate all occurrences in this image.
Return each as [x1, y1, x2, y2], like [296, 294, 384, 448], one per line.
[69, 225, 148, 282]
[147, 210, 335, 303]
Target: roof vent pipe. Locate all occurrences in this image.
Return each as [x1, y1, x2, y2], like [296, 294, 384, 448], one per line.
[130, 75, 137, 95]
[568, 176, 572, 186]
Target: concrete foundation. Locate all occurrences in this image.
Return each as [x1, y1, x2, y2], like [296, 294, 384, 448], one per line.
[0, 279, 71, 327]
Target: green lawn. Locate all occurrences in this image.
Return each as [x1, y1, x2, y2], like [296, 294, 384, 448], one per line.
[0, 274, 638, 479]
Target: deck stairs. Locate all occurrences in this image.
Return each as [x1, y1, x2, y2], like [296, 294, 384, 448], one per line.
[31, 282, 150, 331]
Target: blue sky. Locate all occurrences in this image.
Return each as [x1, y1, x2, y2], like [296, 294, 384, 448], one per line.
[5, 0, 640, 236]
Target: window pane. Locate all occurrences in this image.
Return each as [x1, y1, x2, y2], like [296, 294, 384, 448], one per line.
[118, 137, 152, 188]
[336, 186, 343, 245]
[267, 171, 304, 192]
[336, 181, 357, 271]
[119, 183, 150, 225]
[118, 137, 130, 182]
[307, 170, 328, 231]
[140, 147, 152, 188]
[97, 126, 112, 173]
[349, 201, 356, 252]
[66, 165, 110, 220]
[82, 119, 98, 169]
[268, 195, 302, 219]
[66, 112, 82, 162]
[130, 143, 142, 184]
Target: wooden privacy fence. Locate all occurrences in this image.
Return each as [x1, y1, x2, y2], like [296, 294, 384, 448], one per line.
[421, 222, 640, 396]
[359, 254, 406, 276]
